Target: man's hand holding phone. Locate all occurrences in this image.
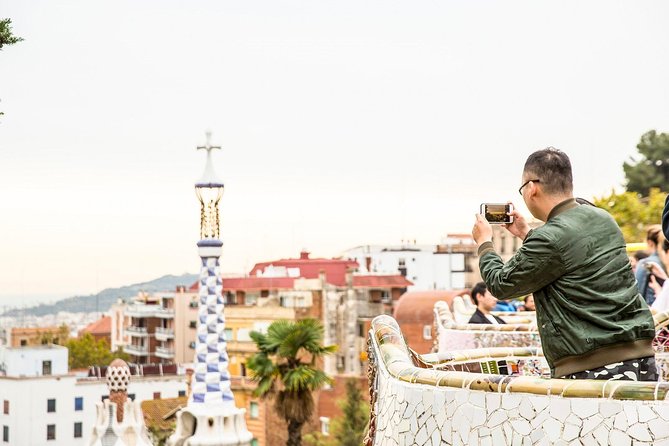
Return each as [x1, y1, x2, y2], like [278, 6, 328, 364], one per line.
[504, 204, 530, 240]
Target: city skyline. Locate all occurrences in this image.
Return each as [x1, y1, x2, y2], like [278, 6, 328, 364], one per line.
[2, 1, 669, 298]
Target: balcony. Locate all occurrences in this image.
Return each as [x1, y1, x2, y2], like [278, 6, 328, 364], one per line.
[154, 307, 175, 319]
[126, 326, 149, 337]
[125, 304, 161, 318]
[155, 347, 175, 359]
[226, 341, 258, 354]
[124, 344, 149, 356]
[155, 327, 175, 341]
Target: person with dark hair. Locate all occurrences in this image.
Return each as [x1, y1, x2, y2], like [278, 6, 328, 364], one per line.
[635, 225, 665, 305]
[631, 250, 650, 274]
[468, 282, 506, 324]
[472, 147, 656, 381]
[519, 294, 535, 312]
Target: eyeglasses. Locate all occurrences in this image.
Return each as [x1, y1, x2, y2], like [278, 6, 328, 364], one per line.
[518, 179, 540, 196]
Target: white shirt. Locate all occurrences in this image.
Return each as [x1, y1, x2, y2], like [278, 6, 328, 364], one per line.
[484, 314, 500, 324]
[651, 281, 669, 312]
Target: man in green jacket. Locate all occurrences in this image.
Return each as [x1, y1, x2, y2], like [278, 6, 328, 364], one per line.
[472, 148, 656, 380]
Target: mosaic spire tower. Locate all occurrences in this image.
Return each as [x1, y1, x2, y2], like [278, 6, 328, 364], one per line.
[168, 132, 252, 446]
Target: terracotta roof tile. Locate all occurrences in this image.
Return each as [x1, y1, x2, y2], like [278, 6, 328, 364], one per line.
[81, 316, 111, 335]
[141, 396, 188, 431]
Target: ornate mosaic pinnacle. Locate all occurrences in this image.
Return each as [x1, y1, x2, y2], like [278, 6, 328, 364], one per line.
[195, 131, 224, 240]
[105, 359, 131, 422]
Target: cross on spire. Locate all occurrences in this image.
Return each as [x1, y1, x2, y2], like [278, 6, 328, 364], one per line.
[197, 130, 222, 153]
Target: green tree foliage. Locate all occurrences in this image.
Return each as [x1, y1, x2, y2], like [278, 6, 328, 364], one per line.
[304, 379, 370, 446]
[0, 18, 23, 49]
[593, 188, 666, 242]
[247, 319, 336, 446]
[623, 130, 669, 196]
[65, 333, 130, 369]
[331, 379, 370, 446]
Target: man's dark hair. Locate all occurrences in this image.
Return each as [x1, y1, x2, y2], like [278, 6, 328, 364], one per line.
[471, 282, 487, 306]
[663, 239, 669, 253]
[634, 250, 650, 261]
[523, 147, 573, 195]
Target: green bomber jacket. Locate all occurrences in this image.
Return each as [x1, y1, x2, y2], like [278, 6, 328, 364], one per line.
[478, 198, 655, 377]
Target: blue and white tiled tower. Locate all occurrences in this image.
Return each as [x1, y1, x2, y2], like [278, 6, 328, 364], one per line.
[168, 132, 252, 446]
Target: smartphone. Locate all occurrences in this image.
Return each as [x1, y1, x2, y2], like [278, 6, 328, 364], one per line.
[480, 203, 514, 224]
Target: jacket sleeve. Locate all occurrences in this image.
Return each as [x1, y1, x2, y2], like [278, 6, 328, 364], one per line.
[478, 231, 566, 299]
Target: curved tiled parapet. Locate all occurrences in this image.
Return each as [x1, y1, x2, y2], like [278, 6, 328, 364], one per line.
[366, 314, 669, 446]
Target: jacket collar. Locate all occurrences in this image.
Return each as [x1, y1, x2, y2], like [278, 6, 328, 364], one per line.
[547, 198, 578, 221]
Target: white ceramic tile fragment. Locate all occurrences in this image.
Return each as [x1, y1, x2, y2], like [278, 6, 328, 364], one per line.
[649, 417, 669, 440]
[510, 419, 532, 436]
[511, 432, 523, 446]
[614, 411, 629, 431]
[491, 426, 505, 445]
[627, 423, 652, 442]
[542, 417, 562, 443]
[480, 436, 492, 446]
[599, 401, 623, 418]
[564, 413, 582, 427]
[518, 400, 535, 420]
[609, 429, 631, 446]
[429, 426, 441, 446]
[637, 405, 656, 423]
[486, 393, 501, 412]
[580, 433, 598, 446]
[548, 397, 571, 423]
[467, 430, 478, 446]
[425, 415, 437, 439]
[472, 407, 487, 428]
[530, 428, 545, 444]
[573, 400, 598, 419]
[470, 391, 486, 409]
[415, 425, 428, 445]
[502, 394, 522, 410]
[432, 392, 445, 415]
[592, 424, 609, 446]
[562, 423, 580, 442]
[397, 418, 410, 433]
[624, 405, 639, 425]
[529, 396, 549, 414]
[581, 414, 603, 436]
[487, 410, 508, 428]
[440, 420, 452, 444]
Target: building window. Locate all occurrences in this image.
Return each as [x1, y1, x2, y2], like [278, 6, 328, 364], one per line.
[250, 402, 259, 419]
[74, 397, 83, 411]
[189, 321, 197, 329]
[42, 360, 52, 376]
[153, 392, 161, 400]
[188, 341, 196, 349]
[224, 328, 233, 341]
[178, 390, 186, 397]
[251, 440, 259, 446]
[320, 417, 330, 436]
[47, 399, 56, 413]
[3, 401, 8, 415]
[422, 325, 432, 340]
[128, 394, 135, 401]
[47, 424, 56, 440]
[3, 426, 8, 442]
[380, 290, 391, 304]
[240, 363, 247, 377]
[101, 395, 109, 402]
[20, 339, 27, 346]
[74, 422, 82, 438]
[189, 301, 199, 308]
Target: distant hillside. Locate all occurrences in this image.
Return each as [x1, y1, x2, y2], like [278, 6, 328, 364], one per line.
[2, 273, 198, 317]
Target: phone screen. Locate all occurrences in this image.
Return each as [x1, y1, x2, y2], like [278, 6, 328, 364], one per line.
[484, 204, 511, 224]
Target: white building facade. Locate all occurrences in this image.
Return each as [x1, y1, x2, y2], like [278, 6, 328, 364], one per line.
[341, 238, 477, 291]
[0, 346, 187, 446]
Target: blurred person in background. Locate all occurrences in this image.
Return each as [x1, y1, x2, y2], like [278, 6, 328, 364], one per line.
[636, 225, 664, 305]
[468, 282, 507, 324]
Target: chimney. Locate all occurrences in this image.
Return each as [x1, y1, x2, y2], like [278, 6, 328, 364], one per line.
[300, 250, 310, 260]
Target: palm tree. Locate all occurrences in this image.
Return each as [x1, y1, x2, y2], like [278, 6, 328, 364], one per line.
[247, 318, 336, 446]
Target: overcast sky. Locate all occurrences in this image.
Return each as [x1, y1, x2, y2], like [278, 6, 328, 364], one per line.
[1, 1, 668, 298]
